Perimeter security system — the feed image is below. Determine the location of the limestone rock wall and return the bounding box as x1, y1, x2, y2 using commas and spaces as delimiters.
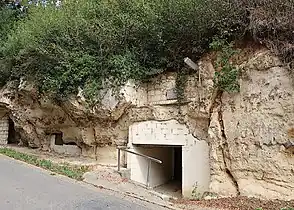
0, 46, 294, 200
208, 50, 294, 200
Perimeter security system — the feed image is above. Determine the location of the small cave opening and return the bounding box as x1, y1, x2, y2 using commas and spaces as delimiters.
51, 132, 81, 156
54, 133, 64, 145
8, 118, 19, 144
53, 133, 78, 146
64, 142, 78, 146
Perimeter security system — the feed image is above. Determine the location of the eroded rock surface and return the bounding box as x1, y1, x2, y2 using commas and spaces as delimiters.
212, 50, 294, 200
0, 47, 294, 200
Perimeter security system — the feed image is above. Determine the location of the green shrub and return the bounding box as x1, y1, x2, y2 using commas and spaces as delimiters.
0, 5, 25, 86
0, 0, 246, 102
210, 39, 240, 93
2, 0, 294, 102
0, 147, 88, 180
240, 0, 294, 66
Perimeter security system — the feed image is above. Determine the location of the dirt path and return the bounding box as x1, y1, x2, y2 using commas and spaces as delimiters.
173, 197, 294, 210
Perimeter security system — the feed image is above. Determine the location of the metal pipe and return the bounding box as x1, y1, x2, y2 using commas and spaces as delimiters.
117, 147, 162, 188
119, 148, 162, 164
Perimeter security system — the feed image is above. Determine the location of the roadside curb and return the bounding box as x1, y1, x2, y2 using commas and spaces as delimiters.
83, 180, 181, 210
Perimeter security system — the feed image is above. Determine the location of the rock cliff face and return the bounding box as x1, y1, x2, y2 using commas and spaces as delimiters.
0, 46, 294, 200
208, 49, 294, 200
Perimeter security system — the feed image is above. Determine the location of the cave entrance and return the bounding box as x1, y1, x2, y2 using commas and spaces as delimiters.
64, 142, 78, 146
153, 146, 182, 198
50, 132, 81, 156
173, 147, 182, 183
127, 120, 211, 198
127, 145, 182, 198
54, 133, 63, 145
8, 118, 18, 144
53, 133, 77, 146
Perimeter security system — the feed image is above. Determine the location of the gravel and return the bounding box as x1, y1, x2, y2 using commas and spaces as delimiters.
173, 196, 294, 210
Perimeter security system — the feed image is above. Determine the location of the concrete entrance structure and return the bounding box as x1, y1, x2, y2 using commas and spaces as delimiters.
127, 120, 210, 198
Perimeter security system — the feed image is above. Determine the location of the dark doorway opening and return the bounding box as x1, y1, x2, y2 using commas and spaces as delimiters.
54, 133, 77, 146
148, 145, 182, 198
64, 142, 77, 145
8, 118, 18, 144
54, 133, 63, 145
174, 147, 182, 182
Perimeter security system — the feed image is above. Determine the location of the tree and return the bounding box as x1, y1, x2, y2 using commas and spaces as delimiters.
0, 0, 247, 102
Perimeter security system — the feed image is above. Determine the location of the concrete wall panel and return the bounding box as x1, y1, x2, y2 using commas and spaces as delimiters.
129, 120, 188, 145
182, 140, 210, 198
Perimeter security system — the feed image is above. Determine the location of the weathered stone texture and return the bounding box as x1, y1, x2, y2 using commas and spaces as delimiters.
212, 50, 294, 200
0, 47, 293, 200
0, 115, 9, 145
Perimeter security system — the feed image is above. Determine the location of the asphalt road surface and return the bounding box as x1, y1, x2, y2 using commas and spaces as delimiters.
0, 155, 165, 210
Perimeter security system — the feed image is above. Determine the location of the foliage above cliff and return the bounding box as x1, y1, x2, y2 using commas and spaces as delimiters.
0, 0, 294, 101
0, 0, 246, 101
240, 0, 294, 66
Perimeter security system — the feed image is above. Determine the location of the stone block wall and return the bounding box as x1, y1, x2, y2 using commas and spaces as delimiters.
111, 72, 199, 108
0, 115, 9, 145
129, 120, 189, 146
145, 72, 199, 105
147, 73, 177, 104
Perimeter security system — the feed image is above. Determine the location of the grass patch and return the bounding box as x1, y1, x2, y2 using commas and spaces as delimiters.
0, 147, 89, 180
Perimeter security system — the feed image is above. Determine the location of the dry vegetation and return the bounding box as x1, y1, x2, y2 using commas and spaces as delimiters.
173, 197, 294, 210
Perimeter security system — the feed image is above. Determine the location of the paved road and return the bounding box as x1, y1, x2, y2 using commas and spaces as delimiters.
0, 155, 165, 210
